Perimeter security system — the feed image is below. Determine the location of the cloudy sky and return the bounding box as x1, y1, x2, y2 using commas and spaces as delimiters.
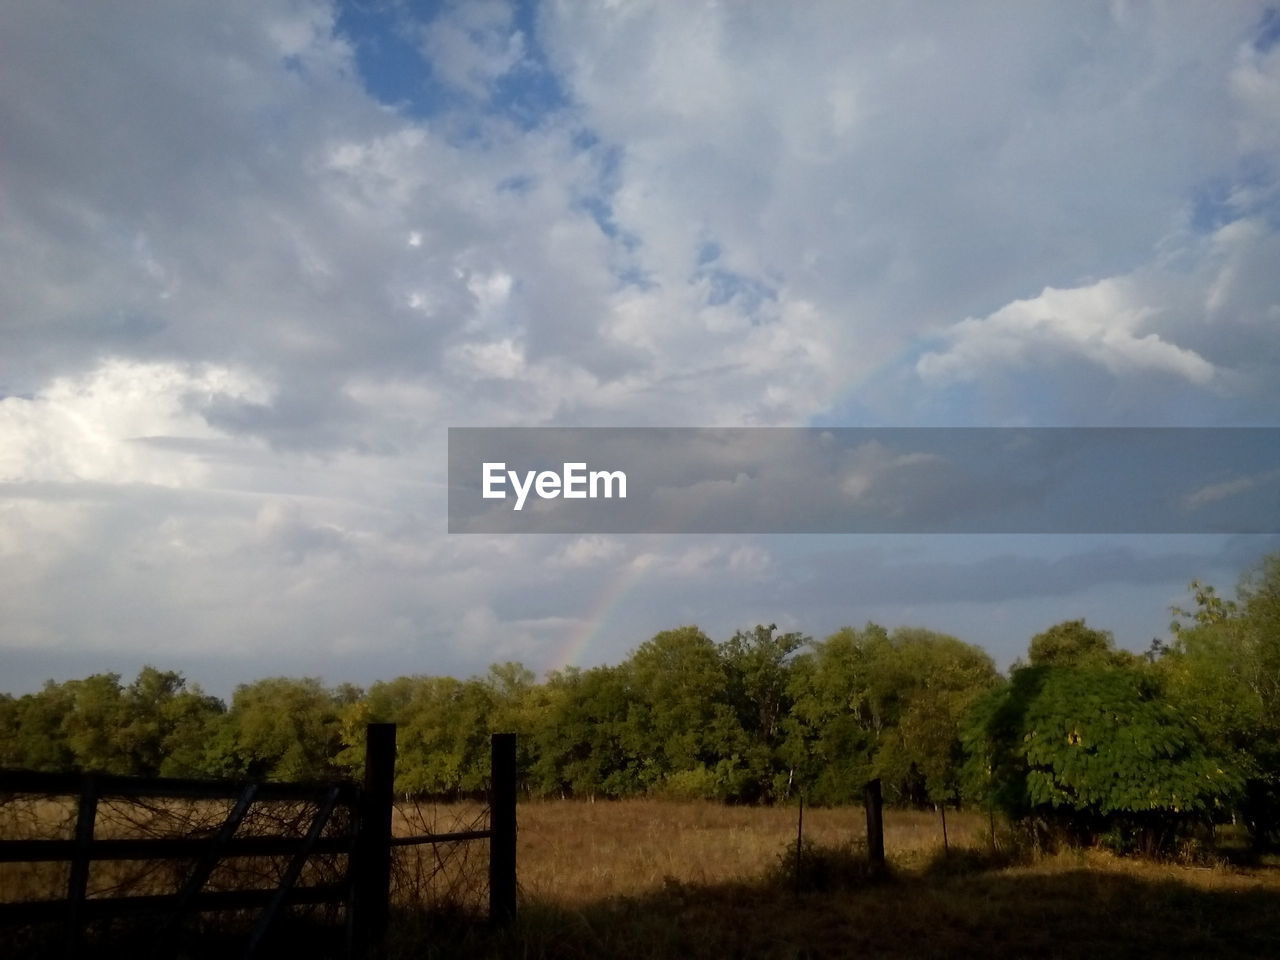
3, 1, 1279, 696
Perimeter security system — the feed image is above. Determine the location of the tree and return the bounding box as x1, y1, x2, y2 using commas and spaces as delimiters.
963, 664, 1239, 851
216, 677, 346, 780
400, 677, 495, 795
721, 624, 807, 800
787, 624, 890, 804
0, 682, 76, 771
358, 675, 494, 795
625, 627, 746, 797
1160, 554, 1280, 846
874, 628, 1000, 807
1027, 619, 1135, 669
528, 665, 643, 799
117, 667, 225, 776
60, 674, 132, 774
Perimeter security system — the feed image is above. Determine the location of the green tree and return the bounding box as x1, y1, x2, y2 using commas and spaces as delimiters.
626, 627, 746, 797
721, 624, 807, 800
60, 674, 132, 773
216, 677, 346, 780
0, 682, 76, 771
787, 624, 889, 804
528, 665, 644, 798
872, 628, 1000, 807
391, 676, 495, 795
116, 667, 226, 776
1027, 619, 1135, 669
1161, 555, 1280, 846
963, 664, 1239, 850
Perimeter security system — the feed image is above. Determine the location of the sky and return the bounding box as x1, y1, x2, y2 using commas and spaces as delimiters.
2, 1, 1279, 698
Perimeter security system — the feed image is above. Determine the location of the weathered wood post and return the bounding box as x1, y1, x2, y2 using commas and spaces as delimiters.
66, 774, 99, 958
863, 778, 886, 877
352, 723, 396, 957
489, 733, 517, 924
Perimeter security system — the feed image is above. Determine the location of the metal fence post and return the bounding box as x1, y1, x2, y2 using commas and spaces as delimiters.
351, 723, 395, 957
488, 733, 517, 925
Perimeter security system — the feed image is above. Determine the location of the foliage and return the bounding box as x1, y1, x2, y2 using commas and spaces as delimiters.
1026, 619, 1136, 669
0, 668, 224, 776
963, 662, 1241, 848
1159, 554, 1280, 847
787, 625, 998, 806
214, 676, 349, 780
2, 557, 1277, 850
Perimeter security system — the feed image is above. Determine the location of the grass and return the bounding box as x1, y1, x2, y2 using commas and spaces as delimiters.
389, 801, 1280, 960
4, 796, 1280, 958
513, 799, 979, 902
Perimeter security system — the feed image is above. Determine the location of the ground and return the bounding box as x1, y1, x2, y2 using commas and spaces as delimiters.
390, 800, 1280, 959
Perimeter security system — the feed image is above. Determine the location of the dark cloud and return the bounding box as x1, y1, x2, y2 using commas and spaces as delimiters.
2, 1, 1278, 685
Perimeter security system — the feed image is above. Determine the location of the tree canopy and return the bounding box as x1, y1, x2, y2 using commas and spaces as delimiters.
3, 554, 1278, 851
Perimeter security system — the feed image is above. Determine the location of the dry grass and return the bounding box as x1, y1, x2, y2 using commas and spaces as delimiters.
514, 799, 978, 903
6, 794, 1280, 958
392, 801, 1280, 960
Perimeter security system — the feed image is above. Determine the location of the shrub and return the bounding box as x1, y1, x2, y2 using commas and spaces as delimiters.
963, 665, 1241, 852
769, 838, 878, 892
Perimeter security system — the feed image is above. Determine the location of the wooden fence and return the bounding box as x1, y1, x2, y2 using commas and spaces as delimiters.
0, 725, 517, 958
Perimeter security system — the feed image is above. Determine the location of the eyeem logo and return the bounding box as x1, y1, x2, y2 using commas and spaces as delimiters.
482, 462, 627, 511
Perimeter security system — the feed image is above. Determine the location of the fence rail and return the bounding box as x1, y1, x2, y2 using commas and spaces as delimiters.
0, 725, 518, 958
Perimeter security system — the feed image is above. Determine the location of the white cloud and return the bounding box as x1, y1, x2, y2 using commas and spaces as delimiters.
422, 0, 526, 99
539, 1, 1269, 416
0, 360, 270, 486
917, 279, 1216, 386
916, 216, 1280, 403
1231, 34, 1280, 157
1, 1, 1278, 684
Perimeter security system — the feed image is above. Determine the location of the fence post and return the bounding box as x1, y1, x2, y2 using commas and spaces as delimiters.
65, 773, 99, 958
863, 778, 886, 877
351, 723, 396, 958
489, 733, 517, 925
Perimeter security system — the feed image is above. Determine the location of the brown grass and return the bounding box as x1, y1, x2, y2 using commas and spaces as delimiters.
514, 799, 979, 903
391, 801, 1280, 960
6, 796, 1280, 958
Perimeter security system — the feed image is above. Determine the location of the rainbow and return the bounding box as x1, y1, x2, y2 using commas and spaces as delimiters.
542, 554, 652, 676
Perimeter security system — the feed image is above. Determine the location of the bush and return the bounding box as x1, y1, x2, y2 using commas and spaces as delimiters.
656, 766, 722, 801
768, 838, 879, 892
962, 664, 1240, 852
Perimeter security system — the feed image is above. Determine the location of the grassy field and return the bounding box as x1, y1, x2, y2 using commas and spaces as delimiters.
515, 799, 977, 901
4, 797, 1280, 958
392, 800, 1280, 960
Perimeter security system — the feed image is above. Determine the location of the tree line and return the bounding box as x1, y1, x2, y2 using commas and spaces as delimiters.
2, 556, 1277, 850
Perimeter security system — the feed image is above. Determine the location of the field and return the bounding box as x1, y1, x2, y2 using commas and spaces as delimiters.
396, 800, 1280, 960
5, 797, 1280, 958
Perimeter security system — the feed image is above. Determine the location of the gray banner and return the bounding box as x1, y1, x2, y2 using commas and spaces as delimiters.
447, 428, 1280, 534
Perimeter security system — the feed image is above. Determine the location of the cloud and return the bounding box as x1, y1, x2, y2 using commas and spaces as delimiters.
916, 277, 1217, 386
913, 216, 1280, 422
2, 1, 1279, 688
539, 1, 1276, 418
0, 360, 269, 486
1181, 468, 1280, 510
554, 535, 624, 568
422, 0, 526, 100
